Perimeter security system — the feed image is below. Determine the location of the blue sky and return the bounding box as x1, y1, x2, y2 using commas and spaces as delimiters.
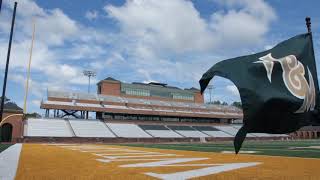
0, 0, 319, 115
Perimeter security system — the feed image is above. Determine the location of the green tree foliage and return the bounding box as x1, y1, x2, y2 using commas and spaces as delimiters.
25, 112, 41, 118
231, 101, 242, 109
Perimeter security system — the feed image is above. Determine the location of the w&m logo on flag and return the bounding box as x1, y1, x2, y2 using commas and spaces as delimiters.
200, 33, 319, 154
256, 53, 316, 113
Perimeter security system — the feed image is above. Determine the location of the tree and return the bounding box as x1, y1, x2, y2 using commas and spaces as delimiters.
213, 100, 221, 105
0, 96, 10, 103
25, 112, 41, 118
232, 101, 242, 109
207, 100, 229, 106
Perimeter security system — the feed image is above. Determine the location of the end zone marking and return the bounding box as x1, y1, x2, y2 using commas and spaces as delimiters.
120, 158, 208, 167
56, 144, 262, 179
145, 162, 261, 180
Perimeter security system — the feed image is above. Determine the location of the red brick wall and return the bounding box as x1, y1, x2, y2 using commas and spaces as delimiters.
99, 81, 121, 96
1, 112, 24, 142
194, 91, 204, 103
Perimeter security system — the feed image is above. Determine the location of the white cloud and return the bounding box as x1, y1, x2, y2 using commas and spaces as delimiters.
0, 0, 277, 112
9, 74, 45, 98
226, 84, 240, 96
105, 0, 276, 53
102, 0, 277, 85
105, 0, 214, 53
34, 9, 78, 46
85, 10, 99, 20
32, 100, 41, 106
0, 0, 109, 103
210, 0, 276, 47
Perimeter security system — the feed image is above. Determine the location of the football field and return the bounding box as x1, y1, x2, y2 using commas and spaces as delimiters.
1, 140, 320, 179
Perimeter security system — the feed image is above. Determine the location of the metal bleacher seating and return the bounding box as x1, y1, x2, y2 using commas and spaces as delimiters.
231, 125, 256, 137
69, 119, 116, 137
139, 125, 183, 138
231, 125, 289, 137
106, 123, 152, 138
191, 126, 233, 137
25, 118, 73, 137
46, 89, 242, 116
24, 118, 288, 139
166, 125, 209, 138
214, 126, 238, 136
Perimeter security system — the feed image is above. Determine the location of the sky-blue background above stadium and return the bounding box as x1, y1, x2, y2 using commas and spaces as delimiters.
0, 0, 319, 115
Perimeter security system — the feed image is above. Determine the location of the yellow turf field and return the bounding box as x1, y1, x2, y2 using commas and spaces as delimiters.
15, 144, 320, 180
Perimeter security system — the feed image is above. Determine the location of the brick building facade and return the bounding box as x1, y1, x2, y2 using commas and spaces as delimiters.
97, 77, 204, 103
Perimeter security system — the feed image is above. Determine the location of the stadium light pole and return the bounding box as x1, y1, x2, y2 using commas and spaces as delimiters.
207, 85, 213, 103
83, 70, 96, 93
0, 2, 17, 122
83, 70, 96, 119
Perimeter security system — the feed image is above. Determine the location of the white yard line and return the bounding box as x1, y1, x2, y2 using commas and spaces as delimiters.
0, 144, 22, 180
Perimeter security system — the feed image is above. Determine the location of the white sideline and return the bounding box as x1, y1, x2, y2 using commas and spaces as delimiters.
0, 144, 22, 180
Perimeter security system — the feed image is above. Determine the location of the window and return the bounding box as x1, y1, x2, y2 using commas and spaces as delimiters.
98, 85, 101, 94
172, 93, 194, 101
122, 87, 150, 97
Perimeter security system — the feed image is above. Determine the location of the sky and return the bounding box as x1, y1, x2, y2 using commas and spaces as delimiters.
0, 0, 319, 115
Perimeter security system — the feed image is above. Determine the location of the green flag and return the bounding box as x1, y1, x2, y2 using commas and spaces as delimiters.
199, 33, 319, 154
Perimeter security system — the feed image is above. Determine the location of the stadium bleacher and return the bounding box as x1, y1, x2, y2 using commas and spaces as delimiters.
192, 126, 233, 137
167, 125, 209, 138
139, 125, 182, 138
46, 89, 242, 114
69, 119, 116, 137
25, 118, 74, 137
230, 125, 256, 137
231, 125, 289, 138
105, 123, 152, 138
214, 126, 238, 136
42, 100, 241, 118
24, 118, 289, 139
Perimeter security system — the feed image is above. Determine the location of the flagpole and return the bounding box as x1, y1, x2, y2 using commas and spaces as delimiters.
23, 21, 36, 114
0, 0, 2, 14
0, 2, 17, 122
306, 17, 320, 125
305, 17, 311, 33
305, 17, 318, 88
